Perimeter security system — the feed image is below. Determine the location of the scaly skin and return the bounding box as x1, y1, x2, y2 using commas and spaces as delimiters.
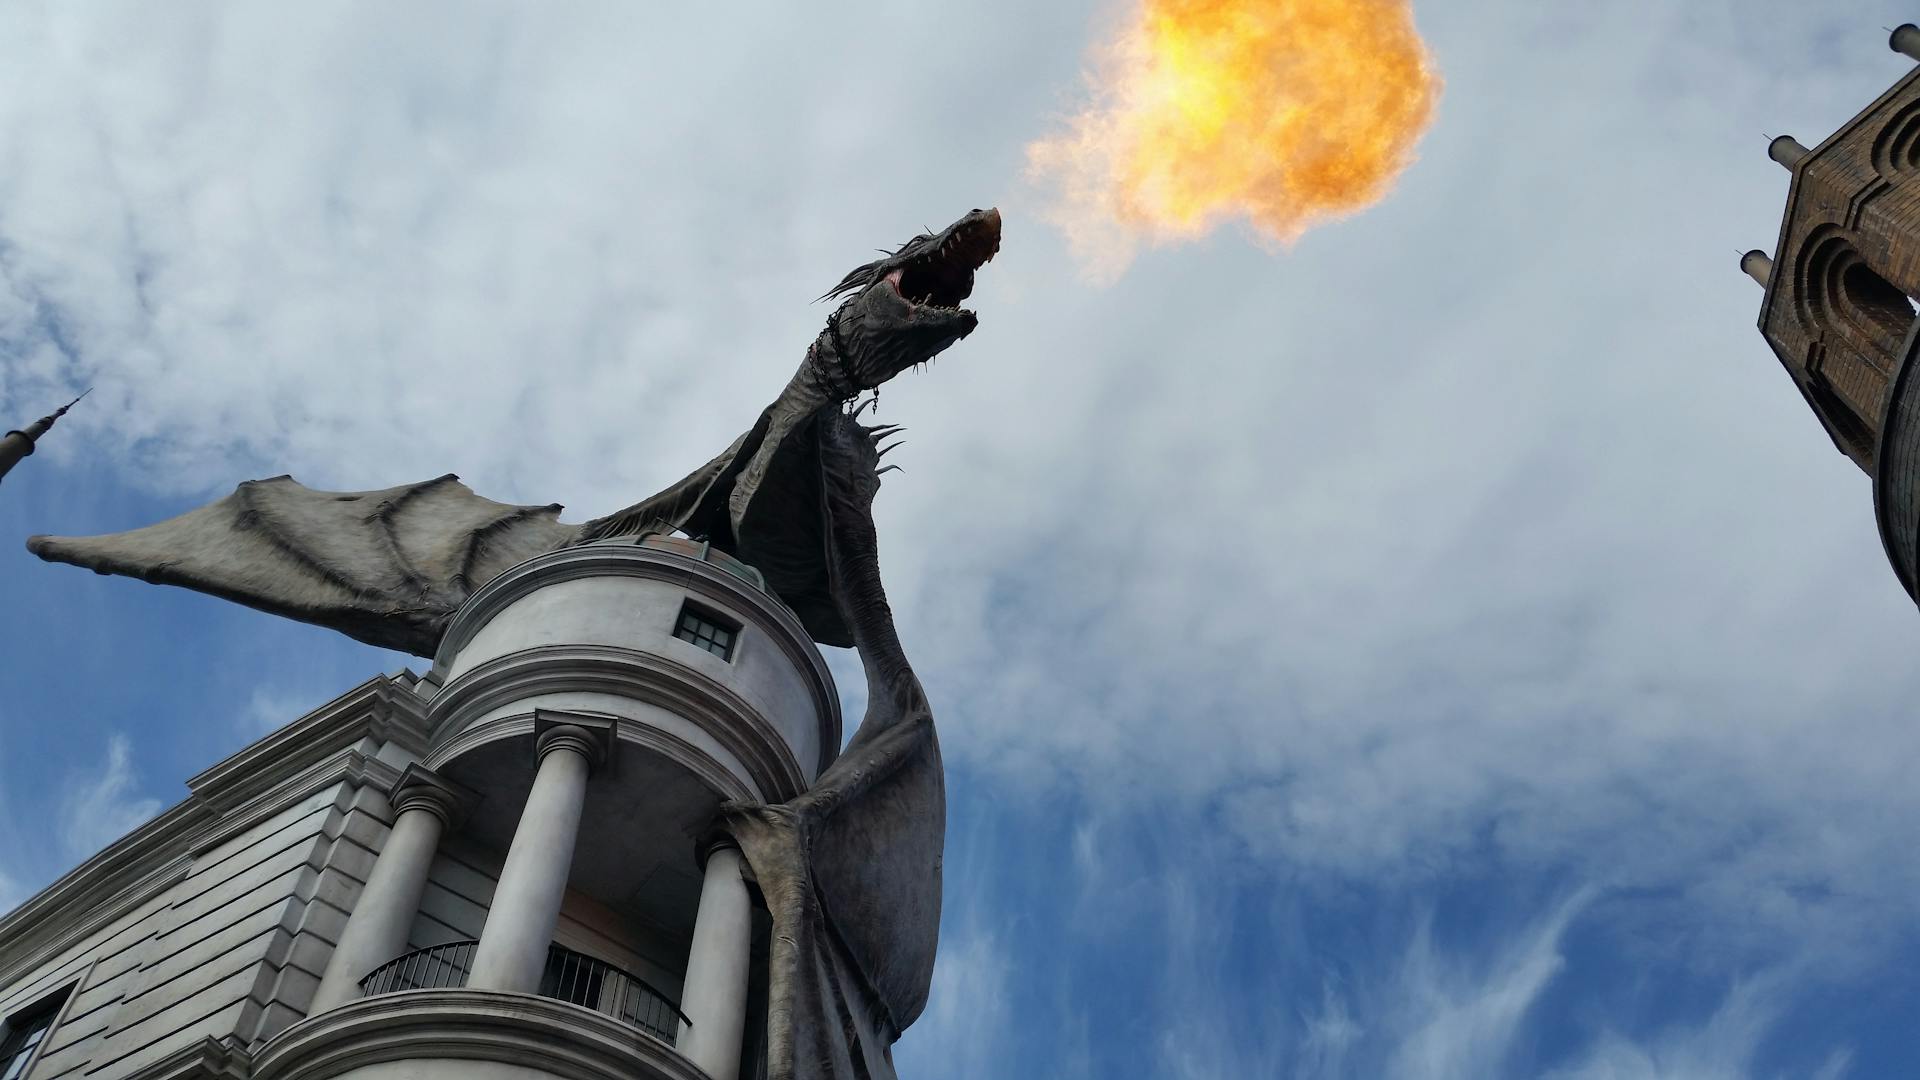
580, 208, 1001, 556
814, 407, 928, 734
711, 252, 997, 1076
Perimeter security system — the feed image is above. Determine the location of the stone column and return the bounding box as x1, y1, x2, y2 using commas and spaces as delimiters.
677, 842, 753, 1080
310, 766, 471, 1013
467, 723, 604, 993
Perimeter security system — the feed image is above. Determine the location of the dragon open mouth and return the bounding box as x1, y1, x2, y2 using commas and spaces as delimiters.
886, 209, 1001, 314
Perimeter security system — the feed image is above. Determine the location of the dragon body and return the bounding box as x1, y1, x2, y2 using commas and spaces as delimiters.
27, 208, 1001, 1080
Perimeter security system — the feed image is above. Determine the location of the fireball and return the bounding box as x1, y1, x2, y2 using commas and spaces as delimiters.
1029, 0, 1442, 280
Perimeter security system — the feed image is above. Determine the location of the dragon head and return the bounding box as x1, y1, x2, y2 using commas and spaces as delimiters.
814, 207, 1001, 394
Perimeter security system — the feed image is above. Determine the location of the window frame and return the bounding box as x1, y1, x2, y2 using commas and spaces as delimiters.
672, 599, 742, 662
0, 985, 73, 1080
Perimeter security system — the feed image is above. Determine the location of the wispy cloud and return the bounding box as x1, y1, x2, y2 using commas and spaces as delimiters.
910, 926, 1013, 1079
1547, 974, 1851, 1080
240, 685, 326, 737
3, 1, 1919, 1076
1149, 874, 1586, 1080
1383, 892, 1589, 1080
57, 735, 161, 862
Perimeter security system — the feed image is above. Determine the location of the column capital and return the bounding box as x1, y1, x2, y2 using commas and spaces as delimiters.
391, 764, 477, 828
533, 710, 615, 773
693, 827, 742, 871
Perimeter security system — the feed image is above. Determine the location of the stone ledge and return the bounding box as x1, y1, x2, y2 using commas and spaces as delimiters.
251, 989, 706, 1080
423, 645, 801, 801
123, 1036, 253, 1080
429, 542, 840, 762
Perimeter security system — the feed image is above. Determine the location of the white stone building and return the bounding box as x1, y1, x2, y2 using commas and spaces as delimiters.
0, 534, 841, 1080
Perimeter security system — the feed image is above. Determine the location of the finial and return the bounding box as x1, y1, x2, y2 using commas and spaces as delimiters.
1742, 250, 1774, 287
53, 388, 92, 417
1892, 24, 1920, 63
0, 388, 90, 485
1769, 136, 1809, 170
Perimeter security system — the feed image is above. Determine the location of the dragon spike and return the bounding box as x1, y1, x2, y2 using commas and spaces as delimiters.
876, 464, 903, 476
867, 423, 905, 438
850, 396, 879, 420
877, 440, 905, 458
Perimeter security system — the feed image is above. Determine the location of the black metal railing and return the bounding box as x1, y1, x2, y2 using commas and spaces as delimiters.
538, 943, 690, 1044
358, 939, 689, 1045
359, 938, 478, 994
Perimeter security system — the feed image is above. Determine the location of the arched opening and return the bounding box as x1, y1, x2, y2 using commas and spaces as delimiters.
1840, 260, 1916, 353
1797, 226, 1917, 372
1873, 100, 1920, 177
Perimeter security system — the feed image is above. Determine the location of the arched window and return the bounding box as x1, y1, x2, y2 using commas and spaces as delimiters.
1797, 226, 1916, 371
1872, 100, 1920, 177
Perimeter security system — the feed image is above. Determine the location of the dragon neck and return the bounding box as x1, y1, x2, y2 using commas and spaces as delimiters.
801, 318, 860, 404
826, 485, 927, 727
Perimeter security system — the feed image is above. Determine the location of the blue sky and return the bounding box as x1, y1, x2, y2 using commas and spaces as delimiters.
6, 2, 1920, 1076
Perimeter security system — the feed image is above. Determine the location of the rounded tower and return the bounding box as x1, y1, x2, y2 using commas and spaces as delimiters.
258, 534, 840, 1080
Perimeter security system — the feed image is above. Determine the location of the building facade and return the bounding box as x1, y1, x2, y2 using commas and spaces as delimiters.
0, 534, 840, 1080
1746, 25, 1920, 600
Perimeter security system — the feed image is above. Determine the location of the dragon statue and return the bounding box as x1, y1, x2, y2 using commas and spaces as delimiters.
29, 206, 1001, 1080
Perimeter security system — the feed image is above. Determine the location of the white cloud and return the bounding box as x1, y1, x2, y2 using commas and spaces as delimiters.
892, 807, 1018, 1080
57, 734, 161, 862
1145, 879, 1583, 1079
1383, 896, 1583, 1079
3, 0, 1919, 1072
1547, 975, 1851, 1080
907, 927, 1013, 1079
240, 685, 326, 737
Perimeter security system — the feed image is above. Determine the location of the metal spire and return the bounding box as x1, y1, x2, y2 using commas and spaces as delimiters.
0, 389, 90, 486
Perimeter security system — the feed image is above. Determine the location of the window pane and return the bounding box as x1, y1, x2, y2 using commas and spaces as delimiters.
673, 602, 738, 662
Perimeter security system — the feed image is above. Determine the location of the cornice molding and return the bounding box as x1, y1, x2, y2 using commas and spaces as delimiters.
252, 989, 705, 1080
430, 543, 840, 754
188, 677, 427, 813
426, 644, 810, 800
123, 1036, 253, 1080
0, 675, 423, 990
425, 709, 757, 805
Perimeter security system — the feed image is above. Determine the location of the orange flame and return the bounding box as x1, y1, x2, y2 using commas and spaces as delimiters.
1028, 0, 1441, 281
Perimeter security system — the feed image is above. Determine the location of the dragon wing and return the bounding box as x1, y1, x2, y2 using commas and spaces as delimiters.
580, 402, 854, 648
27, 474, 578, 657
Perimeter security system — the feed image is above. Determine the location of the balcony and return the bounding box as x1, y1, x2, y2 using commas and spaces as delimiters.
359, 939, 689, 1045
